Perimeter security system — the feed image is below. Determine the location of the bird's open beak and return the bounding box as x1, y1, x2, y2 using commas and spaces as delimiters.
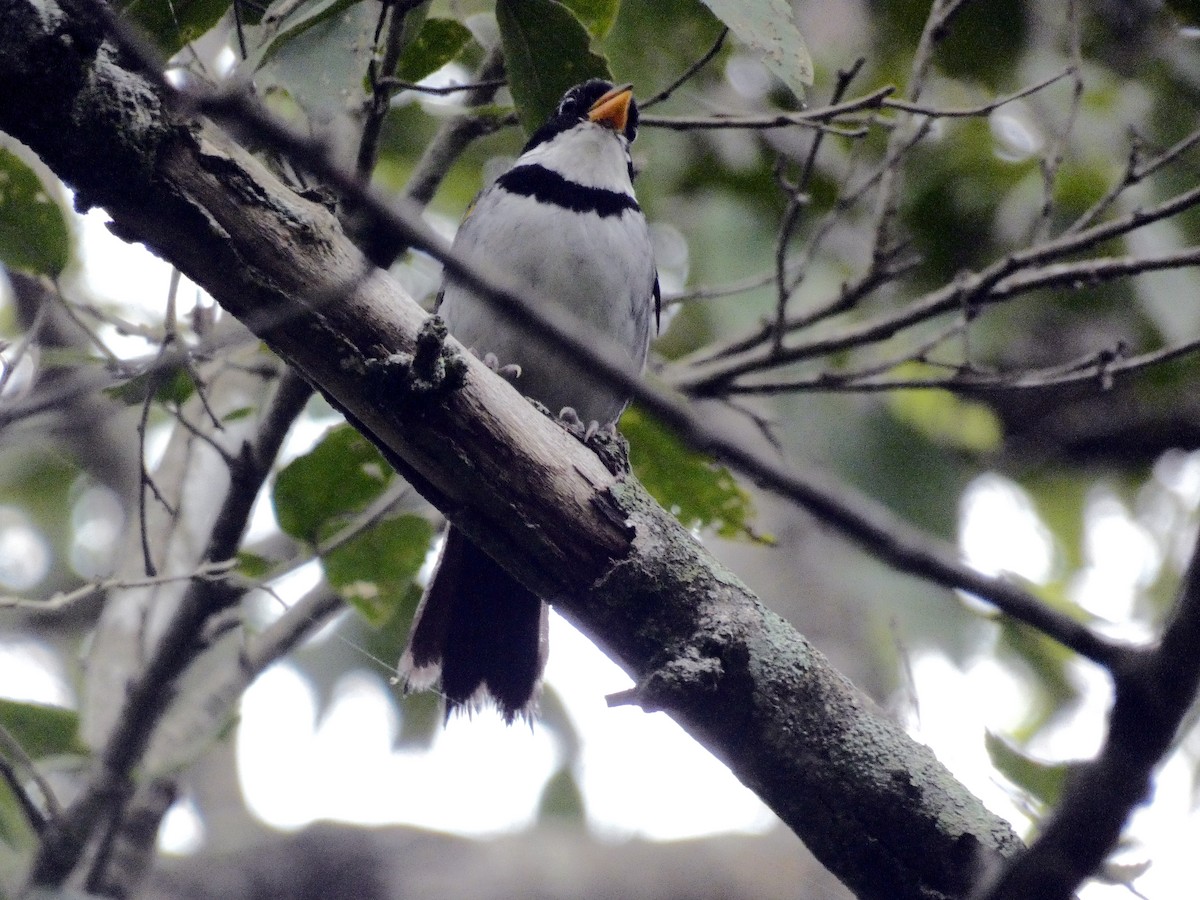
588, 83, 634, 133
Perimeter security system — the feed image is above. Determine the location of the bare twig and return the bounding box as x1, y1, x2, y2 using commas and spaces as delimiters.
641, 85, 894, 132
0, 721, 61, 827
377, 76, 507, 96
1029, 5, 1083, 241
0, 559, 238, 613
357, 0, 419, 181
665, 269, 777, 306
679, 186, 1200, 393
29, 368, 313, 886
1067, 123, 1200, 236
723, 337, 1200, 396
869, 0, 978, 262
640, 26, 729, 110
0, 755, 48, 835
401, 44, 509, 211
770, 59, 866, 353
881, 67, 1073, 118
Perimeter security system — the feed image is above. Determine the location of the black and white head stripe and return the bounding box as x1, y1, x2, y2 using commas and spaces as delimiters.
497, 164, 640, 218
522, 79, 640, 154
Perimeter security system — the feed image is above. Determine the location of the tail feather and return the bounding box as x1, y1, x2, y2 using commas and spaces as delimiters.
400, 526, 547, 723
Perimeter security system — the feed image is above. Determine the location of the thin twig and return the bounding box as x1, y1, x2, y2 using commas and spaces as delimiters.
881, 67, 1073, 118
980, 528, 1200, 900
0, 720, 60, 826
357, 0, 419, 181
723, 337, 1200, 396
869, 0, 978, 263
377, 76, 507, 96
401, 44, 509, 211
29, 365, 313, 887
679, 187, 1200, 392
1067, 123, 1200, 236
770, 59, 866, 354
641, 85, 894, 132
640, 26, 729, 110
1030, 6, 1084, 241
0, 559, 238, 612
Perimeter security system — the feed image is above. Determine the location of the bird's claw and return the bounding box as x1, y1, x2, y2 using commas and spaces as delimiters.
479, 352, 522, 382
554, 409, 630, 474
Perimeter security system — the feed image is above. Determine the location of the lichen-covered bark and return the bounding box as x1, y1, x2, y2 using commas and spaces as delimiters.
0, 2, 1024, 896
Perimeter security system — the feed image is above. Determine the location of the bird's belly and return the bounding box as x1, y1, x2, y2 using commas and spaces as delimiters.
439, 196, 653, 424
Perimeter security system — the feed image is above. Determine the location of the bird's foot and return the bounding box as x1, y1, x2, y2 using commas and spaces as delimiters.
366, 315, 468, 403
556, 409, 631, 474
480, 352, 523, 383
555, 406, 592, 440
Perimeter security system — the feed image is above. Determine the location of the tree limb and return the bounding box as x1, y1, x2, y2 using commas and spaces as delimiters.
0, 3, 1023, 897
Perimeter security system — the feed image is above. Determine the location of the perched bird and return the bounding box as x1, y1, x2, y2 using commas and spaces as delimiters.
399, 80, 659, 722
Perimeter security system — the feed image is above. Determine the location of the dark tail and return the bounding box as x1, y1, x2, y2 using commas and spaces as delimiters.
400, 526, 547, 723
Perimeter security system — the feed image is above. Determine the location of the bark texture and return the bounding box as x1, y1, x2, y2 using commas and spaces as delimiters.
0, 2, 1024, 896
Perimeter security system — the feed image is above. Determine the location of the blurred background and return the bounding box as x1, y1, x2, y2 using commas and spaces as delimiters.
2, 0, 1200, 897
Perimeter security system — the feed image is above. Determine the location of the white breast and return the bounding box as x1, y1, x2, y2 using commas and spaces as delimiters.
438, 126, 655, 425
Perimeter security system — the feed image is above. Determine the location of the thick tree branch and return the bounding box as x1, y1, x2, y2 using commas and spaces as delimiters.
0, 4, 1023, 897
980, 526, 1200, 900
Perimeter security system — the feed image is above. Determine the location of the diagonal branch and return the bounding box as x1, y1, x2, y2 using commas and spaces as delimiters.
0, 6, 1025, 897
979, 526, 1200, 900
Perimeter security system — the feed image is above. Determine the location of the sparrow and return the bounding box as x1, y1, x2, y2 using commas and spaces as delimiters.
399, 80, 659, 723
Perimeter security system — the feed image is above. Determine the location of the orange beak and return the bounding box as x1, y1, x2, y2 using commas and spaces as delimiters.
587, 83, 634, 133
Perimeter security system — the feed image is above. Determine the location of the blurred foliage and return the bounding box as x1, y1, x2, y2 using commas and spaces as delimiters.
0, 149, 71, 278
886, 379, 1003, 454
985, 729, 1074, 811
118, 0, 230, 56
0, 700, 87, 759
322, 515, 433, 626
393, 17, 474, 83
623, 405, 765, 542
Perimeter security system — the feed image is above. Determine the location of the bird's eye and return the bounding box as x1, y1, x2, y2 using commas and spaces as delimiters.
557, 92, 580, 116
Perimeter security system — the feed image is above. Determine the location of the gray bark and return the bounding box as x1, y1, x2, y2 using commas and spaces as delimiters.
0, 2, 1023, 897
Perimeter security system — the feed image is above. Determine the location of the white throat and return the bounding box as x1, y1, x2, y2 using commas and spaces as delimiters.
517, 124, 634, 193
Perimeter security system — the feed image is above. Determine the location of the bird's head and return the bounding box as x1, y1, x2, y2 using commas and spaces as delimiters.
523, 80, 639, 154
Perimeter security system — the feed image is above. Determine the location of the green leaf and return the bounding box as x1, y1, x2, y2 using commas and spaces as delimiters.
497, 0, 613, 134
235, 551, 274, 579
252, 0, 378, 124
1167, 0, 1200, 26
984, 730, 1074, 809
0, 149, 71, 277
118, 0, 231, 57
537, 764, 586, 824
888, 384, 1003, 453
622, 406, 765, 542
252, 0, 363, 69
997, 620, 1079, 738
1023, 473, 1088, 574
559, 0, 621, 40
697, 0, 812, 97
394, 18, 474, 83
105, 367, 195, 407
322, 515, 434, 627
0, 699, 86, 759
223, 406, 256, 423
273, 424, 394, 543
